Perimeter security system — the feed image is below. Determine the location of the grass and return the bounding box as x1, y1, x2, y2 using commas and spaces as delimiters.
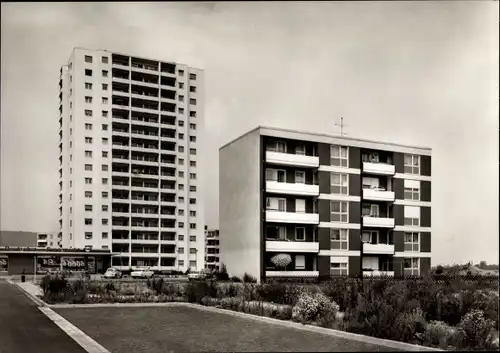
55, 305, 401, 352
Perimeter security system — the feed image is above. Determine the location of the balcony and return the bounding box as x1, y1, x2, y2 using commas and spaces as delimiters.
265, 151, 319, 168
131, 212, 158, 219
363, 270, 395, 277
362, 162, 395, 176
266, 241, 319, 253
265, 211, 319, 224
112, 171, 130, 178
362, 188, 395, 202
362, 243, 395, 255
112, 225, 129, 231
130, 252, 159, 258
362, 216, 395, 228
266, 271, 319, 278
266, 181, 319, 196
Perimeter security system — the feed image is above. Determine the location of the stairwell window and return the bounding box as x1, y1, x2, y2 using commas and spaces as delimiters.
330, 262, 348, 276
404, 179, 420, 201
404, 232, 420, 252
330, 229, 348, 250
331, 173, 348, 194
331, 145, 348, 167
404, 155, 420, 175
330, 201, 348, 222
404, 258, 419, 276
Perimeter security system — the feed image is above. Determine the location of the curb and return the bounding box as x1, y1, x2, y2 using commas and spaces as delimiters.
8, 280, 47, 307
50, 301, 441, 351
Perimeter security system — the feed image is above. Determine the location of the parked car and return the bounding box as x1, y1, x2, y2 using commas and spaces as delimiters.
103, 267, 122, 279
188, 269, 210, 281
131, 267, 155, 279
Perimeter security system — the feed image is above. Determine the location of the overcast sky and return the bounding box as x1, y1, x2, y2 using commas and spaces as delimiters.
1, 2, 498, 265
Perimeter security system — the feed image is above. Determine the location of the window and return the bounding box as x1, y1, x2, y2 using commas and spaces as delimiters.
85, 82, 93, 89
85, 96, 93, 103
178, 107, 185, 114
362, 176, 380, 189
85, 110, 93, 117
179, 133, 184, 140
102, 191, 108, 198
404, 258, 419, 276
190, 148, 196, 155
102, 205, 108, 211
178, 69, 184, 76
85, 205, 93, 211
190, 123, 196, 130
190, 161, 196, 167
190, 111, 196, 118
328, 229, 349, 251
189, 261, 197, 268
330, 262, 348, 276
404, 206, 420, 226
102, 232, 108, 239
190, 173, 196, 180
84, 55, 93, 63
294, 171, 306, 184
178, 158, 184, 165
178, 209, 184, 216
190, 136, 196, 142
189, 249, 197, 256
102, 137, 108, 144
331, 145, 348, 167
404, 155, 420, 175
85, 69, 92, 76
102, 124, 108, 131
85, 218, 93, 225
295, 145, 306, 155
102, 151, 108, 158
102, 178, 108, 185
85, 232, 93, 240
179, 184, 184, 190
102, 110, 108, 117
102, 70, 108, 77
102, 56, 108, 64
179, 171, 184, 178
266, 197, 286, 212
85, 164, 93, 171
85, 137, 93, 144
179, 120, 184, 127
295, 255, 305, 269
295, 199, 306, 213
85, 177, 92, 184
85, 191, 92, 198
266, 140, 286, 153
178, 95, 184, 102
70, 128, 73, 135
178, 259, 184, 266
102, 219, 108, 225
362, 204, 380, 217
404, 232, 420, 252
190, 86, 196, 93
178, 223, 184, 228
404, 179, 420, 201
266, 169, 286, 182
179, 197, 185, 203
85, 123, 92, 130
190, 186, 196, 192
189, 198, 196, 205
189, 73, 197, 80
178, 234, 184, 241
190, 223, 196, 229
190, 98, 196, 105
189, 236, 196, 242
102, 97, 108, 104
190, 211, 196, 217
331, 173, 348, 194
331, 201, 348, 222
178, 146, 184, 153
102, 165, 108, 171
295, 227, 305, 241
179, 82, 184, 89
102, 83, 108, 90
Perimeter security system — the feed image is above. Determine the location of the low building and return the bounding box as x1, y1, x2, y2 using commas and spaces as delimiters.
0, 231, 38, 247
205, 229, 220, 271
0, 246, 113, 275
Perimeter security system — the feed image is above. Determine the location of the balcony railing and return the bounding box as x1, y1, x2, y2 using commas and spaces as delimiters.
266, 271, 319, 278
362, 188, 395, 202
266, 181, 319, 196
266, 151, 319, 168
265, 211, 319, 224
266, 240, 319, 253
363, 270, 395, 277
362, 215, 395, 228
362, 161, 395, 175
362, 243, 395, 255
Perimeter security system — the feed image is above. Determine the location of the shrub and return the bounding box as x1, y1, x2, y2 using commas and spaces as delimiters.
256, 282, 305, 306
423, 320, 458, 349
457, 309, 497, 350
40, 275, 68, 295
231, 276, 242, 282
186, 280, 218, 303
215, 263, 229, 281
292, 291, 340, 325
393, 308, 427, 344
243, 273, 257, 283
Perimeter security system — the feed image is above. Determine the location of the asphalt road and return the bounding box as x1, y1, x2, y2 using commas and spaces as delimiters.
0, 280, 86, 353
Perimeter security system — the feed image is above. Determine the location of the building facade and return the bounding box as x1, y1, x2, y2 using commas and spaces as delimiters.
0, 231, 38, 247
37, 233, 62, 248
58, 47, 205, 273
219, 126, 431, 282
205, 228, 220, 271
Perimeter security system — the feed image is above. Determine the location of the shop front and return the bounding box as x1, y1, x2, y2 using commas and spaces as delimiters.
0, 246, 113, 275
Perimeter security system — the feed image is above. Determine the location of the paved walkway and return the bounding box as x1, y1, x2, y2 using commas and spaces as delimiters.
16, 280, 44, 297
0, 280, 86, 353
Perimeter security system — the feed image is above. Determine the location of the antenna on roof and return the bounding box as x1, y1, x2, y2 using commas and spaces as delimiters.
335, 117, 349, 136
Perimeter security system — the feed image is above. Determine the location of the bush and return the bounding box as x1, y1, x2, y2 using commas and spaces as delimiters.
230, 276, 241, 282
40, 275, 68, 295
423, 320, 458, 349
393, 308, 427, 344
457, 309, 497, 350
215, 263, 229, 281
243, 273, 257, 283
186, 280, 218, 303
291, 291, 340, 325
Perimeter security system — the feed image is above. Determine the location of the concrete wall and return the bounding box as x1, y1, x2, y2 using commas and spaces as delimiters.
219, 129, 261, 280
0, 231, 38, 247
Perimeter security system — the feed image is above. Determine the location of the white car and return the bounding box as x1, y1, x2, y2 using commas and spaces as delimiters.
131, 267, 155, 279
103, 267, 122, 279
188, 270, 209, 281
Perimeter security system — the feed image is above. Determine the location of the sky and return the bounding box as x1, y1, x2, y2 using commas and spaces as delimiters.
1, 2, 498, 265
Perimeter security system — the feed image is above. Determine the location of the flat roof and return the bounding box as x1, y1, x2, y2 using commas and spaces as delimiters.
219, 125, 432, 155
0, 246, 114, 256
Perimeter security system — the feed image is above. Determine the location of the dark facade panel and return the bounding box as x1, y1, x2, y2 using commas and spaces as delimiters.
394, 178, 404, 200
318, 199, 330, 222
349, 229, 361, 250
318, 228, 330, 250
421, 207, 431, 227
318, 255, 330, 278
420, 232, 431, 252
286, 198, 296, 213
348, 147, 361, 169
394, 152, 405, 174
349, 202, 360, 224
260, 136, 265, 282
420, 258, 431, 276
421, 181, 431, 202
421, 156, 431, 176
349, 174, 361, 196
393, 204, 405, 226
319, 171, 330, 194
318, 143, 330, 165
348, 256, 361, 277
393, 257, 404, 277
393, 231, 405, 252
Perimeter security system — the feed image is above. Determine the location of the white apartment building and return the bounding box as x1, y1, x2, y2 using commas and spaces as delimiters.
58, 47, 205, 273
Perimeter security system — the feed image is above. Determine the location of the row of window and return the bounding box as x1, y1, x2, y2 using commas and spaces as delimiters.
330, 258, 420, 276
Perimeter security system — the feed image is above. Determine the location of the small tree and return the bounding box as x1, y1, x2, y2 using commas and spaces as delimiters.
217, 263, 229, 281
